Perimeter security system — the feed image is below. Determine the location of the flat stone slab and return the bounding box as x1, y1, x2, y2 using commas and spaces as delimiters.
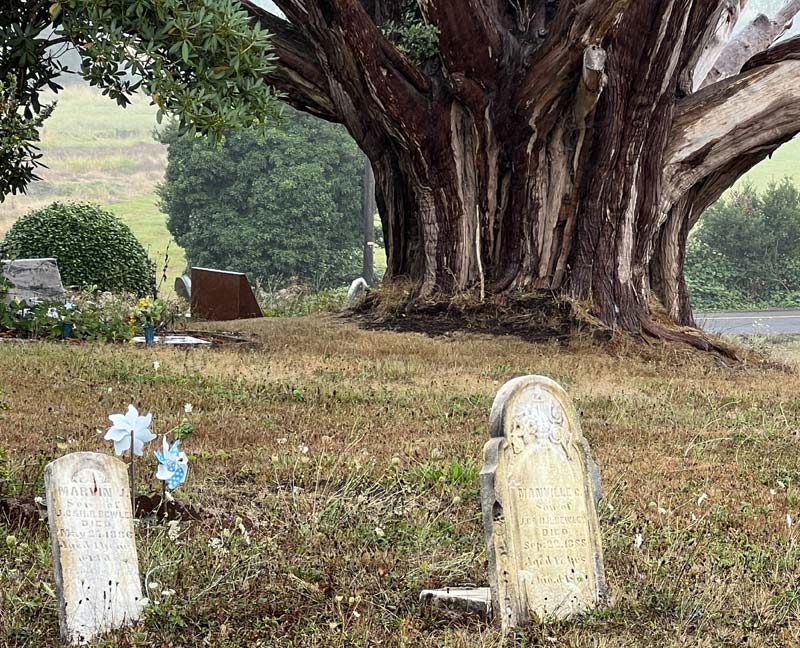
132, 335, 211, 346
2, 257, 66, 304
419, 587, 491, 618
45, 452, 145, 645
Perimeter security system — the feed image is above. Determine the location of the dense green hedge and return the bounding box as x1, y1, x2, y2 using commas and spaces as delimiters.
686, 180, 800, 311
1, 202, 155, 296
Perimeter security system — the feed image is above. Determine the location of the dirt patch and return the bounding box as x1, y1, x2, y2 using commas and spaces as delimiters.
348, 292, 607, 343
1, 495, 252, 530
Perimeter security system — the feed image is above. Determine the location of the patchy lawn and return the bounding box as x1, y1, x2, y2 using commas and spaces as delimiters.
2, 317, 800, 647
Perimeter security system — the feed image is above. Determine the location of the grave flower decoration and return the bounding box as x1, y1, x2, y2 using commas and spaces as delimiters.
105, 405, 156, 456
154, 436, 189, 490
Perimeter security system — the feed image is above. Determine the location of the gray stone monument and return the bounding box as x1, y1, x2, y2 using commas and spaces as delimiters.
45, 452, 145, 645
1, 258, 66, 303
174, 275, 191, 301
480, 375, 606, 629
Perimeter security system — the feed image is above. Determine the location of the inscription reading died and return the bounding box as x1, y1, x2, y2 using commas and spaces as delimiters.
480, 376, 606, 630
45, 452, 145, 645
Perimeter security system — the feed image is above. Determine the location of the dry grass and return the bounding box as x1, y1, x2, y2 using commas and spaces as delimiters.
3, 317, 800, 646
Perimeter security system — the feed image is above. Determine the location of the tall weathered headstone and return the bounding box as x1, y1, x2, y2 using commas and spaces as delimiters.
480, 375, 605, 629
45, 453, 145, 645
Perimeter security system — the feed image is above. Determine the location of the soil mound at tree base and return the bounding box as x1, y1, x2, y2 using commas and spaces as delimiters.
349, 289, 748, 362
349, 291, 590, 343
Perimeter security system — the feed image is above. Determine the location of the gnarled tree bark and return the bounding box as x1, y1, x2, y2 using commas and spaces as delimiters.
241, 0, 800, 348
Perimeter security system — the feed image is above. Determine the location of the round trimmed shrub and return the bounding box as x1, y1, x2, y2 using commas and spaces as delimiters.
1, 202, 156, 296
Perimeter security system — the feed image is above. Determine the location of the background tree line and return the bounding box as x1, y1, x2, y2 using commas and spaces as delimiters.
686, 179, 800, 311
159, 108, 366, 290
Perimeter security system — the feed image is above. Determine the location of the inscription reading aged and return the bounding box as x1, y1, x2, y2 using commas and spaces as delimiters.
45, 453, 145, 645
480, 376, 606, 630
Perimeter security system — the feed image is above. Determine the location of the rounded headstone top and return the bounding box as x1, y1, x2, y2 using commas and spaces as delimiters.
488, 375, 580, 439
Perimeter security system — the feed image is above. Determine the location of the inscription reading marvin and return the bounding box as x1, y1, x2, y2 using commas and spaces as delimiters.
45, 452, 145, 645
479, 376, 606, 630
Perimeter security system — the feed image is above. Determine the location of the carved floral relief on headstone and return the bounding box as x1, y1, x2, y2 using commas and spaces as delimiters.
480, 375, 606, 629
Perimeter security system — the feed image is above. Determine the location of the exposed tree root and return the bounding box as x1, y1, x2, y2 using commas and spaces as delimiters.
640, 317, 741, 362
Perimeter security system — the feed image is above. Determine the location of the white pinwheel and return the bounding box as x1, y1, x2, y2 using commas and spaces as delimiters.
105, 404, 156, 456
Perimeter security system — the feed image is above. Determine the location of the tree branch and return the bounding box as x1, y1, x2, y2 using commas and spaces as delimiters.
517, 0, 634, 121
701, 0, 800, 87
665, 37, 800, 206
417, 0, 507, 84
240, 0, 338, 120
271, 0, 431, 135
679, 0, 748, 94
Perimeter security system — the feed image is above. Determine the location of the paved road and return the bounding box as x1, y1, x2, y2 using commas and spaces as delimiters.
695, 309, 800, 335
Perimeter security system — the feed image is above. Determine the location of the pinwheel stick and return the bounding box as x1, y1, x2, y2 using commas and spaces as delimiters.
129, 429, 136, 514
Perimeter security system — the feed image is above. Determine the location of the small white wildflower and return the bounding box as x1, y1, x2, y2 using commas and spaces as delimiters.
335, 595, 344, 603
390, 457, 401, 466
452, 495, 462, 505
328, 621, 339, 630
292, 486, 305, 495
5, 535, 17, 547
184, 403, 193, 414
606, 502, 615, 512
374, 526, 385, 538
431, 448, 443, 460
348, 596, 356, 605
277, 437, 288, 445
148, 581, 160, 590
208, 537, 229, 556
634, 533, 643, 550
779, 480, 787, 490
657, 506, 668, 515
34, 496, 45, 506
107, 387, 113, 393
166, 520, 181, 542
691, 513, 698, 521
161, 589, 176, 597
770, 489, 777, 496
697, 492, 708, 506
153, 361, 161, 371
352, 610, 361, 618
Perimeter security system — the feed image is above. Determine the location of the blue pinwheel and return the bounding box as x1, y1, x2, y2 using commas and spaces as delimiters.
154, 436, 189, 490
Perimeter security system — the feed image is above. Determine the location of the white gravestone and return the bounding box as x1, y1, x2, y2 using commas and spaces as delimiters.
480, 375, 606, 629
45, 452, 145, 645
346, 277, 369, 307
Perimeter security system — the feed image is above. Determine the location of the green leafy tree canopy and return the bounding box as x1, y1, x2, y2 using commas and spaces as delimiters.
159, 110, 364, 289
0, 0, 279, 199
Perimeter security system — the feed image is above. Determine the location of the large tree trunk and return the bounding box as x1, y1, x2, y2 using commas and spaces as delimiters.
243, 0, 800, 347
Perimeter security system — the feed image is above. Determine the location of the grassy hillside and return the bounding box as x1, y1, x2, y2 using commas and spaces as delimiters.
0, 85, 187, 291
